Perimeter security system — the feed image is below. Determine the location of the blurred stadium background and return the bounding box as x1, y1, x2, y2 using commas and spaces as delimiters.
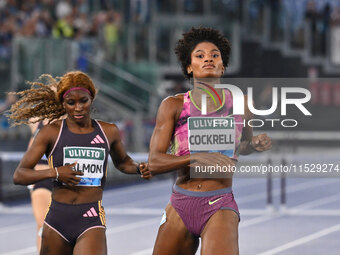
0, 0, 340, 254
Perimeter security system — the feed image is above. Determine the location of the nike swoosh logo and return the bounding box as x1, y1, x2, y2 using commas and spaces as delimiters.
208, 197, 223, 205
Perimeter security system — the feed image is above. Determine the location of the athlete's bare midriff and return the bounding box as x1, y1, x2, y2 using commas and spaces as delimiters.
52, 186, 103, 204
175, 166, 233, 192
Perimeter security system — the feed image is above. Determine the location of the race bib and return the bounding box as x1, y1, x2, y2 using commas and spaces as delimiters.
188, 117, 235, 157
63, 146, 106, 186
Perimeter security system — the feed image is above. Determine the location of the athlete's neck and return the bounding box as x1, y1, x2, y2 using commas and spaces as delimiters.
191, 78, 224, 110
66, 118, 93, 133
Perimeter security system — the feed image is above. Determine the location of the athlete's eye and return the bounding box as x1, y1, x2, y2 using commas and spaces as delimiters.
81, 98, 89, 103
196, 54, 204, 59
66, 100, 75, 105
212, 54, 219, 58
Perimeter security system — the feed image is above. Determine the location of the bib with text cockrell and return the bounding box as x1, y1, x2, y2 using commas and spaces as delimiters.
188, 117, 235, 157
63, 146, 105, 186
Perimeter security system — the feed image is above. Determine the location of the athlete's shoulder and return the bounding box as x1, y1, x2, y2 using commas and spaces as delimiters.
96, 120, 118, 130
40, 119, 62, 133
157, 93, 186, 120
95, 120, 119, 144
32, 120, 63, 146
164, 92, 185, 102
161, 93, 186, 108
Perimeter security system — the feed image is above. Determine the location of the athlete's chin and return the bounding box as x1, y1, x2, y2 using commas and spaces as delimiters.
71, 115, 90, 122
196, 73, 221, 79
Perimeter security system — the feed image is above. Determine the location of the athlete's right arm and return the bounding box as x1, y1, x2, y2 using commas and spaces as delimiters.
13, 124, 82, 186
148, 96, 192, 175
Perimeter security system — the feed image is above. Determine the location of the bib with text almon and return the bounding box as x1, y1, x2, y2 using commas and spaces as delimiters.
63, 146, 105, 186
188, 117, 235, 157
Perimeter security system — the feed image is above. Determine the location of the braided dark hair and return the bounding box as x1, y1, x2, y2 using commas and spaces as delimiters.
7, 71, 96, 126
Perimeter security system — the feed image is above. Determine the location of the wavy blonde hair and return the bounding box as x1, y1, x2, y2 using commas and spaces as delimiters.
7, 71, 97, 126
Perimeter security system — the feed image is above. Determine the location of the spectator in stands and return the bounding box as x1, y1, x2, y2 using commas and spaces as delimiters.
305, 0, 321, 56
73, 12, 91, 38
320, 3, 331, 56
56, 0, 72, 20
35, 9, 53, 37
52, 14, 74, 38
269, 0, 283, 41
103, 9, 121, 60
41, 0, 57, 20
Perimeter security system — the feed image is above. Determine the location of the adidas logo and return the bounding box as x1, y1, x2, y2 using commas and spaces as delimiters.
83, 207, 98, 217
90, 135, 105, 144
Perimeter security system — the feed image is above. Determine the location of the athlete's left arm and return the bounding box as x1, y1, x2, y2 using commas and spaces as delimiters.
239, 96, 272, 155
104, 122, 151, 179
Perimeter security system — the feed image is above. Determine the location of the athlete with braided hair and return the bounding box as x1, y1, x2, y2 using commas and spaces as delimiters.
148, 27, 272, 254
9, 71, 151, 255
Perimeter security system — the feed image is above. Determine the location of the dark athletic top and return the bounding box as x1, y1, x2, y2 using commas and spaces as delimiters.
48, 119, 110, 189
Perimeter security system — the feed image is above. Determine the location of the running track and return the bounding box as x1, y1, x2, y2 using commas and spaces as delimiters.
1, 176, 340, 255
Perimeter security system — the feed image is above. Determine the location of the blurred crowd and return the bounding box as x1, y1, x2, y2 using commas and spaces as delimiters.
0, 0, 122, 61
304, 0, 340, 56
246, 0, 340, 56
2, 0, 340, 62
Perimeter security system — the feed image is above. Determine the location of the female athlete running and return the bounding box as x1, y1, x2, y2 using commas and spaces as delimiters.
8, 71, 151, 255
148, 27, 271, 255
